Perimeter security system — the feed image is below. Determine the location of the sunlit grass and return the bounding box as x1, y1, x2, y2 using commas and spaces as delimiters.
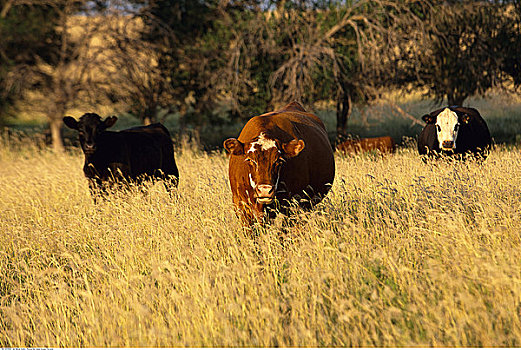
0, 136, 520, 347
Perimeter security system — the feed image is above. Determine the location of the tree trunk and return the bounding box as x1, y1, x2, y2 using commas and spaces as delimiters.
447, 93, 467, 107
336, 91, 352, 139
143, 116, 152, 125
143, 105, 159, 126
50, 118, 64, 152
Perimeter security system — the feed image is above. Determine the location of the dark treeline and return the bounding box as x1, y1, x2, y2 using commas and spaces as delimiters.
1, 0, 521, 151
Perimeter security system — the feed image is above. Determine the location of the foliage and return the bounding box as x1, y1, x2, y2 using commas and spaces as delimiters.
497, 1, 521, 87
391, 0, 521, 106
133, 0, 226, 126
0, 1, 60, 124
130, 0, 427, 133
0, 1, 118, 151
2, 0, 521, 146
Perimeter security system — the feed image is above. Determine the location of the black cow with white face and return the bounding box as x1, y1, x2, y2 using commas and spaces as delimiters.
418, 106, 492, 160
63, 113, 179, 197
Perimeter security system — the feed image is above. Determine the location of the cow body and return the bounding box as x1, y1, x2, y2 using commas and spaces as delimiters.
64, 113, 179, 197
224, 102, 335, 225
418, 106, 491, 159
337, 136, 395, 155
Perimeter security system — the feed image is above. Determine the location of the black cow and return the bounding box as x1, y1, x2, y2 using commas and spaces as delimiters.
418, 106, 492, 160
63, 113, 179, 197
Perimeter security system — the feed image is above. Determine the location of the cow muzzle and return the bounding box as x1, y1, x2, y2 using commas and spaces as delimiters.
441, 140, 454, 150
256, 184, 274, 204
84, 144, 96, 154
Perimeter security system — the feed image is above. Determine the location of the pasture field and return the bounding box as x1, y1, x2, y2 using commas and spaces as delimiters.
0, 135, 521, 347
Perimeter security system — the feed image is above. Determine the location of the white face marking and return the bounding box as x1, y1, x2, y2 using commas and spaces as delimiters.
247, 132, 277, 153
249, 173, 257, 189
436, 108, 460, 150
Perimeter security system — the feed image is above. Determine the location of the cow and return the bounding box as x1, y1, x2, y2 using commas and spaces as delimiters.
223, 101, 335, 226
336, 136, 396, 156
63, 113, 179, 198
418, 106, 492, 160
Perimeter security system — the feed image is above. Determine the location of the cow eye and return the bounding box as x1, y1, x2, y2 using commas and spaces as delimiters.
436, 125, 441, 132
454, 123, 460, 131
245, 158, 257, 166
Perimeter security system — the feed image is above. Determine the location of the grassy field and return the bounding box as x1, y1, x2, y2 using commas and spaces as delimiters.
0, 133, 520, 347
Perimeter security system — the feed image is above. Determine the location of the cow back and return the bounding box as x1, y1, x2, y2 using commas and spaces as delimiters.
86, 123, 178, 181
119, 123, 179, 178
450, 107, 492, 153
337, 136, 395, 155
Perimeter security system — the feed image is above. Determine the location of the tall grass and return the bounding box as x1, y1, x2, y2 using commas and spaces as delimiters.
0, 136, 520, 347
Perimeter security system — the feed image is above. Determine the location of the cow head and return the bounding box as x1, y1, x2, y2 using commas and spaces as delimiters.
422, 108, 469, 151
224, 132, 305, 204
63, 113, 118, 155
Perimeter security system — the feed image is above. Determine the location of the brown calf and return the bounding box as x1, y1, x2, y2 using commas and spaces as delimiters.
336, 136, 396, 155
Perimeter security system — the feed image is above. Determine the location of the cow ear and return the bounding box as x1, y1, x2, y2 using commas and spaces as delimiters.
461, 114, 471, 124
223, 138, 244, 155
63, 116, 78, 130
282, 139, 305, 158
103, 116, 118, 129
422, 114, 435, 124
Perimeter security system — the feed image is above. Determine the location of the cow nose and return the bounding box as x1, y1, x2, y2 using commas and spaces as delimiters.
256, 185, 274, 204
257, 185, 273, 197
442, 141, 454, 149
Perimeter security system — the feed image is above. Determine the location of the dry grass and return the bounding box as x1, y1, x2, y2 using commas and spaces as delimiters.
1, 135, 520, 347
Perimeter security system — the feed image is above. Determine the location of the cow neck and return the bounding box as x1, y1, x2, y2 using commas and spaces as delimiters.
82, 131, 114, 164
274, 166, 282, 193
83, 150, 103, 166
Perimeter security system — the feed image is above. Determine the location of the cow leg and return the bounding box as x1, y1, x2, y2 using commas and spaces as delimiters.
88, 179, 98, 203
234, 198, 269, 229
161, 161, 180, 189
237, 205, 256, 227
88, 178, 108, 204
154, 169, 178, 195
163, 176, 179, 195
107, 163, 136, 194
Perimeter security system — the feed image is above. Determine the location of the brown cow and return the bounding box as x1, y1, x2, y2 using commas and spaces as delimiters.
223, 101, 335, 226
336, 136, 396, 155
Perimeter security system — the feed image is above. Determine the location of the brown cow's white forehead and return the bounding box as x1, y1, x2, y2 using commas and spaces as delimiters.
247, 132, 278, 153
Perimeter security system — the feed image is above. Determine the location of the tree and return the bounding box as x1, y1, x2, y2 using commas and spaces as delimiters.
1, 0, 115, 151
35, 1, 114, 151
128, 0, 426, 138
266, 0, 424, 137
497, 1, 521, 88
0, 0, 59, 124
392, 0, 515, 106
133, 0, 225, 129
101, 12, 177, 125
